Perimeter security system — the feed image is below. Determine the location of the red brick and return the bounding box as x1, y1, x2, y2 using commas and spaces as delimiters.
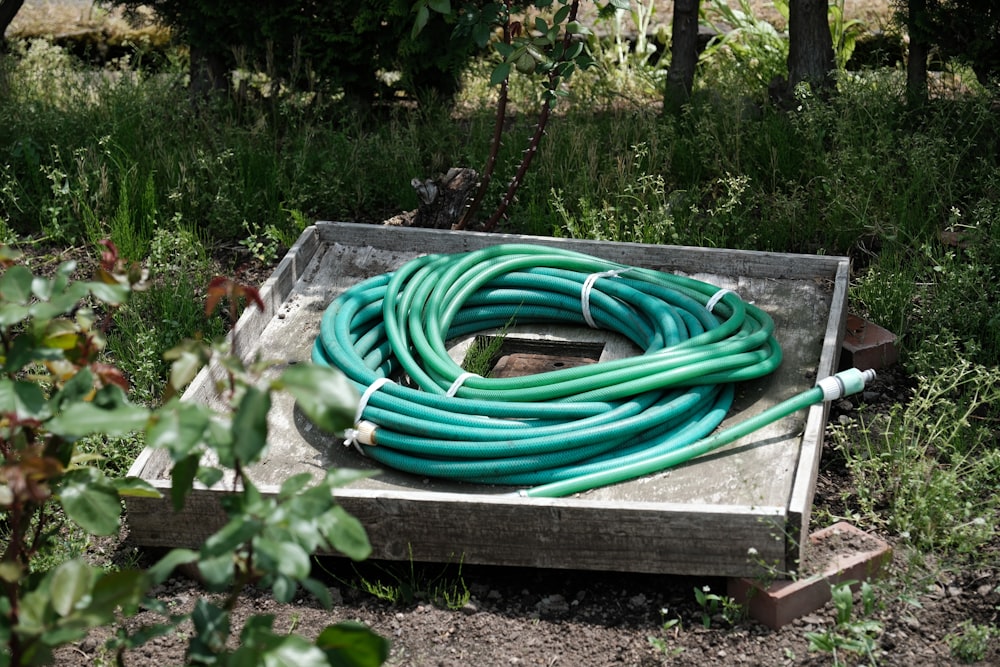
727, 522, 892, 630
841, 313, 898, 371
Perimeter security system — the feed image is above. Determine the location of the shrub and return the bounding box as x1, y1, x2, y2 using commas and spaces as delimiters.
106, 0, 480, 102
0, 242, 386, 665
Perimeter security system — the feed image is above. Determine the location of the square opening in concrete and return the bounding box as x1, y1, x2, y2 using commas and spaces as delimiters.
126, 222, 850, 578
469, 337, 604, 378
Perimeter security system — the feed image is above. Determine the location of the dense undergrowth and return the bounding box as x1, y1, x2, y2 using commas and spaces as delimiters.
1, 2, 999, 662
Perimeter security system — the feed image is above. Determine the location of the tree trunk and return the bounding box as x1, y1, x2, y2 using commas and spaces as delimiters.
905, 0, 929, 104
188, 43, 228, 100
787, 0, 835, 92
0, 0, 25, 51
664, 0, 700, 113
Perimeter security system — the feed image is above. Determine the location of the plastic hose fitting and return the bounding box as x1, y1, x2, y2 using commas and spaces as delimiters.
816, 368, 877, 402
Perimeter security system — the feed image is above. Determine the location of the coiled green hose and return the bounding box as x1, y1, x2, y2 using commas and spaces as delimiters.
311, 244, 870, 497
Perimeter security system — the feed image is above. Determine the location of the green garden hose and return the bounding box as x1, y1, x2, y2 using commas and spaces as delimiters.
311, 244, 873, 497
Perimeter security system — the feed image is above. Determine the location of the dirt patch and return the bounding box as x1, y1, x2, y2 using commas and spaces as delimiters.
799, 524, 885, 578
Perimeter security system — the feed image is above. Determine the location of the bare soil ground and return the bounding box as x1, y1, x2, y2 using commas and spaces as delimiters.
10, 2, 1000, 666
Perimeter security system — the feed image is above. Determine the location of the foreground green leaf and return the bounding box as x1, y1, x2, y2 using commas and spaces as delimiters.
320, 505, 371, 561
47, 386, 150, 438
316, 621, 390, 667
112, 477, 161, 498
280, 364, 357, 435
147, 548, 199, 585
49, 559, 97, 617
58, 468, 122, 536
232, 384, 270, 464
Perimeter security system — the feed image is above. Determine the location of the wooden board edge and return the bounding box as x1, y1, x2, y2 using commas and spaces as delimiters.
125, 486, 787, 576
785, 258, 851, 567
314, 221, 848, 281
127, 475, 786, 514
785, 403, 829, 568
229, 225, 321, 359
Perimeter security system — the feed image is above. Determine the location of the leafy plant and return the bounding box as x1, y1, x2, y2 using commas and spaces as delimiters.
692, 585, 741, 628
419, 0, 627, 230
0, 242, 388, 666
647, 608, 684, 657
945, 619, 997, 664
699, 0, 789, 88
831, 355, 1000, 556
828, 0, 866, 71
805, 581, 882, 666
239, 218, 285, 265
587, 0, 668, 97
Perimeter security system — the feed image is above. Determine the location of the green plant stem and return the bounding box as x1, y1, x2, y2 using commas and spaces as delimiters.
457, 4, 512, 231
482, 0, 581, 232
483, 103, 552, 232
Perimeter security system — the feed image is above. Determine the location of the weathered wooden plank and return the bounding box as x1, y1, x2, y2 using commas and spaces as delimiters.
786, 259, 851, 567
125, 480, 787, 577
314, 221, 845, 280
127, 222, 849, 578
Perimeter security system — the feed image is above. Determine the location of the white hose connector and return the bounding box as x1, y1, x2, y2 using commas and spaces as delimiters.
816, 368, 877, 401
354, 420, 378, 446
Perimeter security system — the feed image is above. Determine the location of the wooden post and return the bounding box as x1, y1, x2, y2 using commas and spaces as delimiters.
664, 0, 700, 113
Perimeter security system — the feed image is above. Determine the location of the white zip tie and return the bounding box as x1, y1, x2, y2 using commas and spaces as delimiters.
343, 377, 394, 453
707, 288, 737, 314
446, 371, 480, 397
581, 269, 624, 328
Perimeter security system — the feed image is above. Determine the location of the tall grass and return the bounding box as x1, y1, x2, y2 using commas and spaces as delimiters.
1, 22, 999, 374
831, 354, 1000, 559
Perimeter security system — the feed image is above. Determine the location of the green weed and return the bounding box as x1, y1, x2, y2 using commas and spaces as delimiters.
328, 553, 471, 610
693, 585, 742, 628
831, 355, 1000, 557
806, 581, 882, 666
647, 609, 684, 658
946, 620, 997, 663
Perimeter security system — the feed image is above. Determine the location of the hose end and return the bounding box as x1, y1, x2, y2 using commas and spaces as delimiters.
355, 420, 377, 446
817, 368, 876, 401
344, 420, 378, 451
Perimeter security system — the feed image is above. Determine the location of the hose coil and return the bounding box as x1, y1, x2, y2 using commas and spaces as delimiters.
312, 244, 784, 495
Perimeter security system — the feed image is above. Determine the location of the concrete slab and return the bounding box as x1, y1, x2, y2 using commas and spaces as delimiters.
126, 222, 850, 578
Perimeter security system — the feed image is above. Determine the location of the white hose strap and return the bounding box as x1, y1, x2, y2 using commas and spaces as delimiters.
343, 377, 394, 453
355, 377, 393, 422
707, 288, 736, 314
446, 371, 480, 397
581, 269, 624, 328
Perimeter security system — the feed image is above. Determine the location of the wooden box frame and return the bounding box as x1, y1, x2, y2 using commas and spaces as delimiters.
126, 221, 849, 578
